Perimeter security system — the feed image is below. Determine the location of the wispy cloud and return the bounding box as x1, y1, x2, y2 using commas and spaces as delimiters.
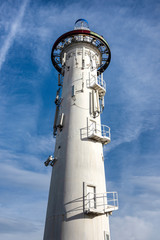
131, 175, 160, 195
0, 217, 43, 240
0, 217, 40, 233
111, 216, 153, 240
103, 13, 160, 153
0, 162, 50, 190
110, 174, 160, 239
0, 0, 29, 71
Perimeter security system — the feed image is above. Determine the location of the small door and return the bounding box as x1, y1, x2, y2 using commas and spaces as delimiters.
75, 80, 83, 92
91, 90, 100, 117
89, 120, 96, 136
87, 185, 96, 209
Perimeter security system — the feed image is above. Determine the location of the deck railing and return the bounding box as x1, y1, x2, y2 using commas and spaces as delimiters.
85, 192, 118, 213
89, 74, 106, 93
88, 123, 111, 139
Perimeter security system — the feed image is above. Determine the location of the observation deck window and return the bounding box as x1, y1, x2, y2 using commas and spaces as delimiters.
74, 19, 90, 30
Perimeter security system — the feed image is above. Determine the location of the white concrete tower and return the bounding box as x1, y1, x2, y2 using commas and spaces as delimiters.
43, 19, 118, 240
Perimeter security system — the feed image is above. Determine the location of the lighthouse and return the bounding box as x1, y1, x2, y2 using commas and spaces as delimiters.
43, 19, 118, 240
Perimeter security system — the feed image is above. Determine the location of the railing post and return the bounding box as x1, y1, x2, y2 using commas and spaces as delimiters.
102, 125, 104, 137
92, 123, 94, 134
101, 73, 103, 87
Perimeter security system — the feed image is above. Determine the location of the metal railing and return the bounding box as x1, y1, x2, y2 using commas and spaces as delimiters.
97, 74, 106, 90
89, 74, 106, 92
85, 192, 118, 213
88, 123, 111, 139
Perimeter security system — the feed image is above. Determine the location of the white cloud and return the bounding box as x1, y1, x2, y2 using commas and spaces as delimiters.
104, 123, 143, 152
108, 171, 160, 239
111, 216, 153, 240
0, 0, 29, 71
26, 134, 55, 156
101, 4, 160, 153
0, 217, 40, 233
0, 161, 50, 190
0, 226, 43, 240
131, 175, 160, 195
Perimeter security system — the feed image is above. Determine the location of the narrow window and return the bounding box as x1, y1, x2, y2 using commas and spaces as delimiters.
104, 232, 110, 240
72, 85, 75, 97
91, 90, 100, 117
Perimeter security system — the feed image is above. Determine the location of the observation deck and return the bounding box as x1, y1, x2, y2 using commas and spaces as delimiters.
84, 192, 118, 215
51, 19, 111, 75
88, 73, 106, 96
87, 123, 111, 144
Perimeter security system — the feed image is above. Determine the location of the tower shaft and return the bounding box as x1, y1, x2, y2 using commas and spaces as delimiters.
43, 19, 118, 240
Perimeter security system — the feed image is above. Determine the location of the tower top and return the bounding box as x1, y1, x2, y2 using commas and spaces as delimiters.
51, 20, 111, 74
74, 19, 90, 30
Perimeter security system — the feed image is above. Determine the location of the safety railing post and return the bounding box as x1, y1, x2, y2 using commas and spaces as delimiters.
89, 72, 91, 87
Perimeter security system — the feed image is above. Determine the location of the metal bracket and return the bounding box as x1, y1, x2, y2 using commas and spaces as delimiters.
44, 156, 58, 167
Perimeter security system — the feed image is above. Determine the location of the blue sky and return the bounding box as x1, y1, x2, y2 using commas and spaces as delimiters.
0, 0, 160, 239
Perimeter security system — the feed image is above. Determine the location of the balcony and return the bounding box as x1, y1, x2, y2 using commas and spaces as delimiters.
88, 74, 106, 96
87, 123, 111, 144
84, 192, 118, 215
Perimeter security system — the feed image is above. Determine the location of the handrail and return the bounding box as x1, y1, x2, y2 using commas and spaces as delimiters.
85, 191, 118, 212
88, 123, 111, 139
89, 74, 106, 92
89, 74, 96, 86
97, 75, 106, 90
